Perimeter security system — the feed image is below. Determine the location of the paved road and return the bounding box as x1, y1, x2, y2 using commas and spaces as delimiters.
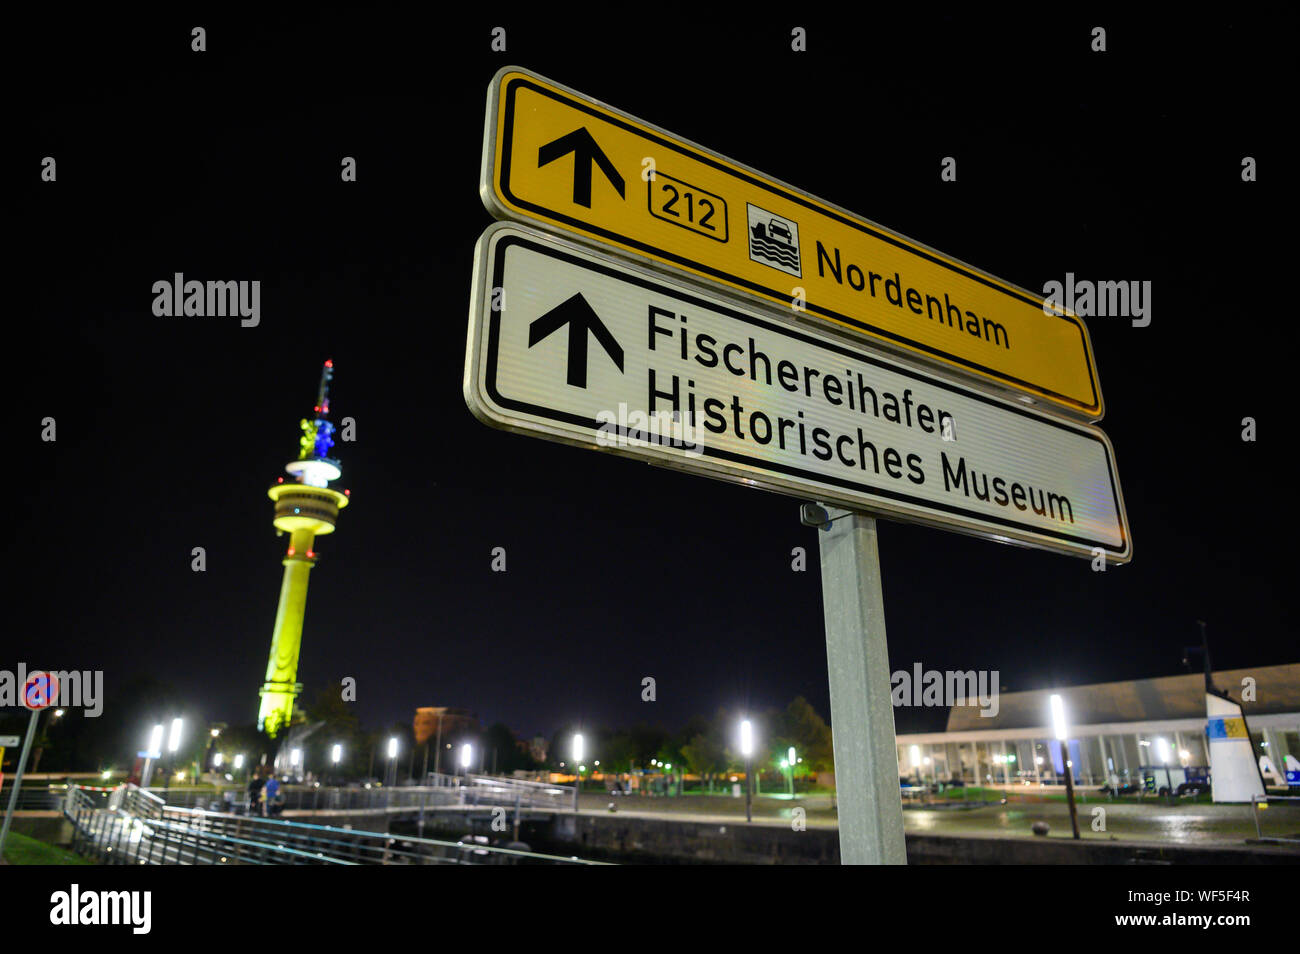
580, 791, 1300, 845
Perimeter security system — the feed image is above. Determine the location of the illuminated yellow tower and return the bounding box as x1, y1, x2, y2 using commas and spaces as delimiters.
257, 360, 350, 737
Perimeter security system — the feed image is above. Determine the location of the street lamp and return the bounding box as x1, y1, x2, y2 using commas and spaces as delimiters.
787, 746, 796, 796
386, 737, 398, 787
572, 734, 584, 813
162, 718, 183, 793
740, 719, 754, 823
142, 724, 164, 788
1155, 737, 1174, 798
459, 742, 472, 778
1050, 694, 1080, 840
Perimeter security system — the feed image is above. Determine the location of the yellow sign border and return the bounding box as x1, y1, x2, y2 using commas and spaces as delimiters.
481, 66, 1105, 421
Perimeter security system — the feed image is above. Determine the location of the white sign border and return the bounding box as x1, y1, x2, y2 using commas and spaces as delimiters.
465, 222, 1132, 563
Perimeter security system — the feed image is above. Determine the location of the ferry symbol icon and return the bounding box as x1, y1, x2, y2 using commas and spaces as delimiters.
746, 204, 801, 278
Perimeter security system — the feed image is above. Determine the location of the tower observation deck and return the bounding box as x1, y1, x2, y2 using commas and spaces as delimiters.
257, 360, 350, 737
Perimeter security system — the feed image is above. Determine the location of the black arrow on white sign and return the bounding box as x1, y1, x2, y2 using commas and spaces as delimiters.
528, 293, 624, 389
537, 127, 626, 208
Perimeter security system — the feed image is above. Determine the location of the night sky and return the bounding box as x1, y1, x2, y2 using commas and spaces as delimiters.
11, 12, 1290, 746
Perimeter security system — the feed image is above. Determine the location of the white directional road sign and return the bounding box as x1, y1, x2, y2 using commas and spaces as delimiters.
465, 223, 1131, 562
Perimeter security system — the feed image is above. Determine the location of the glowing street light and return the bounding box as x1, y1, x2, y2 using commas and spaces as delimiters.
213, 753, 224, 768
459, 742, 472, 772
141, 724, 165, 787
163, 718, 184, 792
1155, 737, 1174, 798
386, 737, 398, 787
1049, 694, 1080, 840
1050, 695, 1067, 741
571, 733, 585, 813
331, 744, 342, 765
739, 719, 754, 823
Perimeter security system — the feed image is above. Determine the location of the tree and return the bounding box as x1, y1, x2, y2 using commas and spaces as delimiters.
681, 728, 727, 792
778, 696, 834, 774
302, 685, 362, 778
483, 723, 537, 775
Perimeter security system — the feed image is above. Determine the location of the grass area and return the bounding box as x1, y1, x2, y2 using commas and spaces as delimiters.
1, 831, 91, 866
933, 786, 1004, 801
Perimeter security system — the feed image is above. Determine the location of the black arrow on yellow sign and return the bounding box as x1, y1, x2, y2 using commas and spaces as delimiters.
537, 127, 625, 208
528, 293, 624, 389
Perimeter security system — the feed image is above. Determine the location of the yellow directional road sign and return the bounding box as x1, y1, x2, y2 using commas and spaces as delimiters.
482, 67, 1104, 420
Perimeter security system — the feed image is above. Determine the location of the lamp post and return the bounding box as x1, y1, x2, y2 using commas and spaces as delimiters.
1050, 694, 1081, 840
788, 747, 796, 796
459, 742, 472, 775
164, 717, 183, 794
386, 737, 398, 788
740, 719, 754, 823
572, 733, 584, 813
433, 711, 445, 778
141, 724, 164, 788
1155, 737, 1174, 799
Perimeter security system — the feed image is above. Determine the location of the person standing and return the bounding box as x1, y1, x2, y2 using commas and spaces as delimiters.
248, 770, 265, 816
264, 774, 282, 817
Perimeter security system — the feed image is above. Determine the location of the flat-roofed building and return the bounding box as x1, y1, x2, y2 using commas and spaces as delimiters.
896, 663, 1299, 790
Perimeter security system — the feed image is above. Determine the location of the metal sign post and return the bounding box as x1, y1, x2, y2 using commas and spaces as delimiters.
0, 672, 59, 860
809, 505, 908, 864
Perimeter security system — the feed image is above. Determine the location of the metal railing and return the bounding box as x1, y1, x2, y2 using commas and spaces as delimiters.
0, 782, 63, 810
63, 784, 606, 865
147, 784, 461, 815
47, 777, 573, 816
1250, 794, 1300, 845
425, 772, 575, 810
